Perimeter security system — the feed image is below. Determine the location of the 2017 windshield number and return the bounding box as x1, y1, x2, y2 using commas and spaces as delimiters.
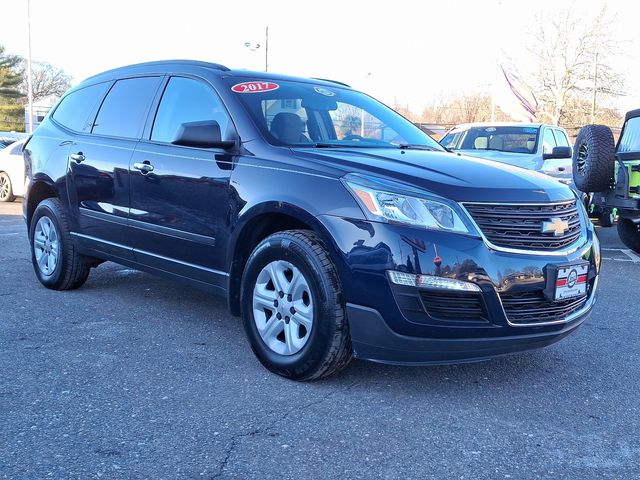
232, 81, 279, 93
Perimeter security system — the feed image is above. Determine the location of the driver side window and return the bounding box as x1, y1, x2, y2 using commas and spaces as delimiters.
152, 77, 231, 144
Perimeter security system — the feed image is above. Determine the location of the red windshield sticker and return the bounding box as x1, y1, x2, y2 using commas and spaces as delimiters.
231, 81, 279, 93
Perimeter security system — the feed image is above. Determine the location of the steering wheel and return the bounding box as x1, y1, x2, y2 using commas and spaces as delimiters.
342, 134, 365, 141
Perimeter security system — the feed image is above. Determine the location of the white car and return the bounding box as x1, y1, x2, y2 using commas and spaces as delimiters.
0, 139, 27, 202
440, 122, 574, 184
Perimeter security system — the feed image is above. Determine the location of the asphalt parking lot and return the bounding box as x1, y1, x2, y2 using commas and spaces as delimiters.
1, 200, 639, 480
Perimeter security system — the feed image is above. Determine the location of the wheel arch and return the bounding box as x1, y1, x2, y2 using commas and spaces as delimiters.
26, 176, 59, 227
226, 202, 341, 316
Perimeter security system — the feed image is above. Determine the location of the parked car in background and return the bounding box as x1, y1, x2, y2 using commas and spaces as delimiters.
439, 122, 615, 226
572, 110, 640, 252
0, 139, 27, 202
0, 132, 28, 151
23, 60, 600, 380
440, 122, 573, 183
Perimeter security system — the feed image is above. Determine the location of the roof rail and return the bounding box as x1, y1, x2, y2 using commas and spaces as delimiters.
312, 78, 351, 88
125, 59, 230, 71
82, 59, 230, 82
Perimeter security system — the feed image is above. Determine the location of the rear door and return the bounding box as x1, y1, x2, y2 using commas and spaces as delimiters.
128, 76, 236, 290
67, 76, 162, 259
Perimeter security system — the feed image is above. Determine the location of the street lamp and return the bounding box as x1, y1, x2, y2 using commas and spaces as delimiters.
244, 26, 269, 72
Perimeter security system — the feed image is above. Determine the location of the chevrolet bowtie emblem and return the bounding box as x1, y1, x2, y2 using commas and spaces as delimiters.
542, 217, 569, 236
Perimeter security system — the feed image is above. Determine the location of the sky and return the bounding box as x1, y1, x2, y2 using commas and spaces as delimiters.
2, 0, 639, 115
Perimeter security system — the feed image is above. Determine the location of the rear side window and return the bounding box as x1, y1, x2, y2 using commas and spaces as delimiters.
151, 77, 231, 144
93, 77, 161, 139
52, 83, 110, 132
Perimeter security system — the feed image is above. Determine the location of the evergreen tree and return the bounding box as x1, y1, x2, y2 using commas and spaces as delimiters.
0, 45, 24, 99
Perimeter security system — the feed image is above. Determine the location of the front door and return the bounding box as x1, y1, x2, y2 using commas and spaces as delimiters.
128, 76, 235, 291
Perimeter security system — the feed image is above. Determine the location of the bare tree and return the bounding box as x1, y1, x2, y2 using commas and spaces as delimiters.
528, 5, 625, 126
20, 61, 71, 103
419, 92, 503, 125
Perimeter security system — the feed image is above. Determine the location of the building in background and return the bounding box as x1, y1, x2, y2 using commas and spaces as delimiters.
24, 95, 57, 130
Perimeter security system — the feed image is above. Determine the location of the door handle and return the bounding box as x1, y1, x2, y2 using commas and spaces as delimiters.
133, 161, 154, 173
70, 152, 85, 163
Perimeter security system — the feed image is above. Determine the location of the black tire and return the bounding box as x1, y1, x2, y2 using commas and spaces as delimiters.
572, 124, 615, 193
0, 172, 15, 202
617, 218, 640, 253
240, 230, 352, 380
598, 208, 615, 228
29, 198, 91, 290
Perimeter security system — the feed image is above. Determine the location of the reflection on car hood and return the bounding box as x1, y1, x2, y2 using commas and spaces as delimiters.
292, 147, 573, 203
454, 149, 540, 170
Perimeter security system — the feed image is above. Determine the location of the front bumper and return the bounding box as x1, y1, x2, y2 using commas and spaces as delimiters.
347, 279, 595, 365
318, 214, 600, 364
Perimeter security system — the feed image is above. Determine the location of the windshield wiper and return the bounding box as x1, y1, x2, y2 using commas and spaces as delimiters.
397, 144, 442, 151
309, 142, 386, 148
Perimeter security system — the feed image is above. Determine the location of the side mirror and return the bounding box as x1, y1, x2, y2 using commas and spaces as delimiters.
172, 120, 235, 149
543, 146, 572, 160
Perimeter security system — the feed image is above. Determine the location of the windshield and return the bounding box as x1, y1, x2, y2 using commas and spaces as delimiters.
442, 126, 540, 154
225, 78, 443, 150
618, 117, 640, 153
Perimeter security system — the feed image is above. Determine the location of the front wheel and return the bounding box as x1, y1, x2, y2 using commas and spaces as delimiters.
617, 218, 640, 253
241, 230, 352, 380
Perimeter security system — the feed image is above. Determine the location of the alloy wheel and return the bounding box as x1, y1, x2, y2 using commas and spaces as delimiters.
252, 260, 314, 355
33, 216, 60, 277
0, 174, 9, 200
576, 142, 589, 175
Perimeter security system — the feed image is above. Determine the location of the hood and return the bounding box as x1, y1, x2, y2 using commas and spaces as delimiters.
292, 147, 574, 203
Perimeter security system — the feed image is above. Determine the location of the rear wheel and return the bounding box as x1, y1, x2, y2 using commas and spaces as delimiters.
617, 218, 640, 253
29, 198, 91, 290
241, 230, 352, 380
0, 172, 15, 202
572, 125, 615, 193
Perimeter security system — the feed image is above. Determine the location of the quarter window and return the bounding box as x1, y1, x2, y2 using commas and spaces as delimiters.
92, 77, 161, 139
51, 82, 110, 132
151, 77, 231, 144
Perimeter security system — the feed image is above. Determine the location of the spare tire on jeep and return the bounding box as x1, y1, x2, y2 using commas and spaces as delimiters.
572, 124, 616, 192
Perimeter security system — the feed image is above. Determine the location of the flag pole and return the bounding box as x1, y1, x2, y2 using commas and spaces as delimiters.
27, 0, 34, 133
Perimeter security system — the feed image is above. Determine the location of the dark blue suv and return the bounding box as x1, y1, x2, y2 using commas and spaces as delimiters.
23, 60, 600, 380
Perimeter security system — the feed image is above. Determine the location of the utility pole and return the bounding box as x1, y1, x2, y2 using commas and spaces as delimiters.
27, 0, 34, 133
264, 26, 269, 72
590, 50, 599, 124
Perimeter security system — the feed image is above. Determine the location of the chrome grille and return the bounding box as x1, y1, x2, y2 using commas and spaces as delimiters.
464, 201, 582, 251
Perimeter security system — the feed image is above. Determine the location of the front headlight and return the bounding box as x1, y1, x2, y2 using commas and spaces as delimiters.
344, 178, 474, 234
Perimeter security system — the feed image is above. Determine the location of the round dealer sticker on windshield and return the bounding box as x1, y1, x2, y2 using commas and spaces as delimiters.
231, 81, 279, 93
314, 86, 335, 96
